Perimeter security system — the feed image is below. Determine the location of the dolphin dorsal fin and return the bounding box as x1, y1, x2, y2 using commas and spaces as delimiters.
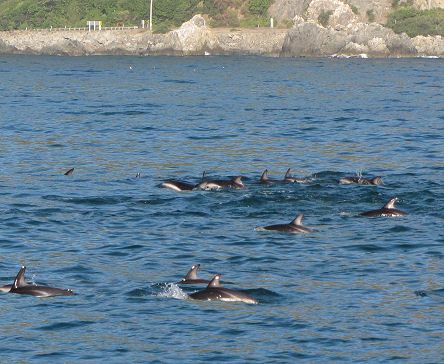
384, 197, 398, 209
13, 266, 27, 289
261, 170, 269, 181
371, 176, 381, 185
185, 264, 200, 280
201, 171, 206, 180
285, 168, 291, 178
290, 214, 304, 226
233, 176, 243, 184
207, 274, 221, 288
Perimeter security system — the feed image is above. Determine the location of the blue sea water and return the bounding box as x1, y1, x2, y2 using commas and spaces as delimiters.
0, 54, 443, 363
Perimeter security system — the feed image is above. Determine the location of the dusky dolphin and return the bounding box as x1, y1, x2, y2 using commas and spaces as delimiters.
360, 197, 407, 217
178, 264, 210, 285
259, 214, 316, 233
64, 168, 74, 176
339, 176, 381, 185
196, 176, 246, 190
260, 169, 288, 184
161, 171, 206, 191
189, 274, 258, 304
284, 168, 306, 183
7, 266, 75, 297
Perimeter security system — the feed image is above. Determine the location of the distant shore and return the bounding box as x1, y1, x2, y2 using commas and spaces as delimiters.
0, 15, 442, 57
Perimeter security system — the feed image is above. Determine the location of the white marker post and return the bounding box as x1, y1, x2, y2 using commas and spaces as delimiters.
150, 0, 153, 31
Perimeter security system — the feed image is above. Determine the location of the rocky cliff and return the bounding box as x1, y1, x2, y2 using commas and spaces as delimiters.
0, 10, 442, 57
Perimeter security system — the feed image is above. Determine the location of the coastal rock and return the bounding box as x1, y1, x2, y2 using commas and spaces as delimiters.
306, 0, 359, 28
269, 0, 312, 20
412, 35, 444, 56
280, 22, 348, 56
168, 15, 217, 55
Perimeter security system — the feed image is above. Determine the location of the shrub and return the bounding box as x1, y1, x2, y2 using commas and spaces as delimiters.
248, 0, 270, 16
367, 9, 375, 22
318, 9, 333, 27
385, 7, 444, 37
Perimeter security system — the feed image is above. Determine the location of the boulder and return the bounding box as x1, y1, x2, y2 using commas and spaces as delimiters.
280, 22, 349, 56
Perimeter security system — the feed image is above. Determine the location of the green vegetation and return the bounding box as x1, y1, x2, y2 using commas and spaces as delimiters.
385, 7, 444, 37
318, 9, 333, 28
350, 5, 359, 15
0, 0, 275, 32
367, 9, 375, 23
391, 0, 414, 9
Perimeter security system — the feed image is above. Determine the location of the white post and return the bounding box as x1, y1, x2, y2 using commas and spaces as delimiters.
428, 0, 431, 10
150, 0, 153, 31
270, 18, 274, 28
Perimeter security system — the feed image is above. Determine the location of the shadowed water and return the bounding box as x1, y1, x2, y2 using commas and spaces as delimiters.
0, 55, 443, 362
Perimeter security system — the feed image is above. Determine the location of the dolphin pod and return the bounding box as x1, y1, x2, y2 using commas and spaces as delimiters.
4, 167, 406, 304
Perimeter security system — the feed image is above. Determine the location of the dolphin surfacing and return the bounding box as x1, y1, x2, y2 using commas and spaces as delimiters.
339, 176, 381, 185
178, 264, 210, 285
360, 197, 407, 217
7, 266, 75, 297
196, 176, 246, 190
259, 214, 316, 233
161, 171, 206, 191
189, 274, 258, 304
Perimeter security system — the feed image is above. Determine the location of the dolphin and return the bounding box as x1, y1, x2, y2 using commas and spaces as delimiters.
64, 168, 74, 176
260, 169, 288, 184
161, 171, 206, 191
284, 168, 306, 183
360, 197, 407, 217
259, 214, 316, 233
339, 176, 381, 185
177, 264, 210, 285
196, 176, 246, 190
7, 266, 75, 297
189, 274, 258, 304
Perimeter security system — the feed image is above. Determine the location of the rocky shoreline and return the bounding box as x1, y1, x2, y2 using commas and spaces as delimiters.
0, 14, 442, 58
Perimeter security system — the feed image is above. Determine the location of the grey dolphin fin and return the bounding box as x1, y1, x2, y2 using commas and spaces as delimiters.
201, 171, 206, 180
285, 168, 291, 179
261, 169, 269, 181
290, 214, 304, 226
384, 197, 398, 209
64, 168, 74, 176
13, 266, 27, 289
185, 264, 200, 280
233, 176, 243, 184
207, 274, 222, 288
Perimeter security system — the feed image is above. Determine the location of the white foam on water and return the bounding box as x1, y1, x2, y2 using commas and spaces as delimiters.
156, 283, 189, 300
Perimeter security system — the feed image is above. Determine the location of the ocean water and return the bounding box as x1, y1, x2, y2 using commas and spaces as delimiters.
0, 55, 443, 363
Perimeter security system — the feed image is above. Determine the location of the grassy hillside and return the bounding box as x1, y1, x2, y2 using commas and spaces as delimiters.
0, 0, 271, 31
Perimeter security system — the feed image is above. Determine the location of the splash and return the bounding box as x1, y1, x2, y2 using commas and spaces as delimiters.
156, 283, 189, 300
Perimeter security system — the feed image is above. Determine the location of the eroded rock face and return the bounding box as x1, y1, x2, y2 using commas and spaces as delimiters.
413, 35, 444, 56
269, 0, 312, 20
306, 0, 359, 28
169, 15, 217, 55
280, 22, 349, 56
